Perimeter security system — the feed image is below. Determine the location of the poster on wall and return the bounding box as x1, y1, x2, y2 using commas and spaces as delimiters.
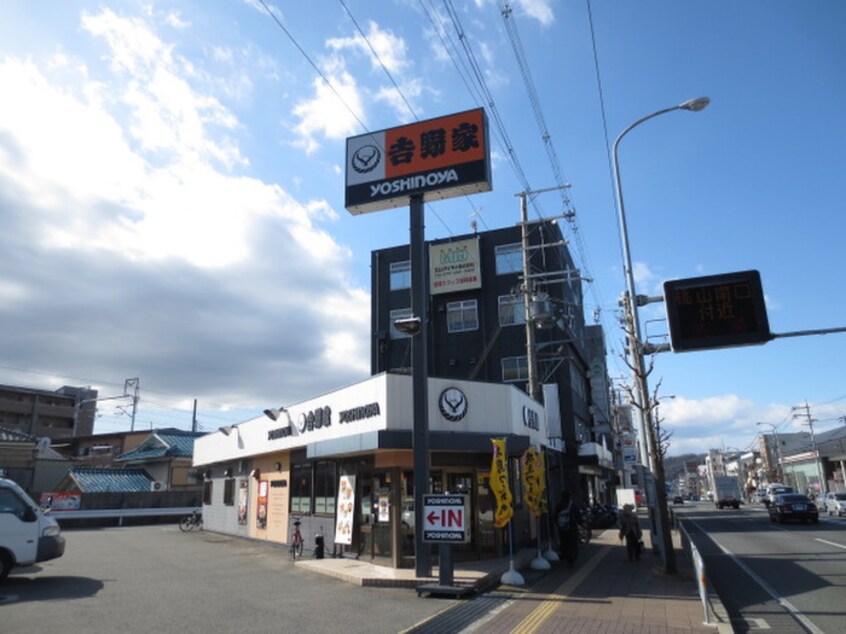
378, 495, 390, 522
257, 480, 268, 530
39, 492, 81, 511
334, 475, 356, 545
238, 479, 248, 526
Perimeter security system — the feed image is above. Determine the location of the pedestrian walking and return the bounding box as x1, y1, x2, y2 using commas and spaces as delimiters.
618, 503, 642, 562
555, 491, 579, 567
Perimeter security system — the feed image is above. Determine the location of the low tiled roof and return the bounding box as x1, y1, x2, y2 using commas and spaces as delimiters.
0, 426, 67, 460
0, 425, 36, 443
116, 428, 206, 463
69, 467, 153, 493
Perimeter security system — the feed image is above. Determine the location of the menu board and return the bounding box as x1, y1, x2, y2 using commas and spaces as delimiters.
334, 475, 356, 545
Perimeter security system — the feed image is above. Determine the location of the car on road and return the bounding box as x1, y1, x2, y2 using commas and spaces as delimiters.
767, 493, 819, 524
823, 492, 846, 516
1, 477, 66, 581
672, 495, 685, 505
763, 484, 793, 507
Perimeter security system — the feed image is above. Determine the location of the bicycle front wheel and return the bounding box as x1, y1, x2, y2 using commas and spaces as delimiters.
179, 516, 195, 532
292, 538, 304, 559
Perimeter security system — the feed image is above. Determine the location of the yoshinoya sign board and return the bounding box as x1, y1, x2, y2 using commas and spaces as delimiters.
422, 494, 469, 543
345, 108, 491, 215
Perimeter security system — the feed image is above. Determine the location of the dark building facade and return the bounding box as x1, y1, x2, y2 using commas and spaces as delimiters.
371, 219, 611, 503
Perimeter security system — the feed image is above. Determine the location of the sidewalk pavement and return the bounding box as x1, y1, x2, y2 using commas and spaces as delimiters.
297, 519, 733, 634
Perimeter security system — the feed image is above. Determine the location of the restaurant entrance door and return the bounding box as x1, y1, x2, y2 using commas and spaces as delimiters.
357, 468, 400, 566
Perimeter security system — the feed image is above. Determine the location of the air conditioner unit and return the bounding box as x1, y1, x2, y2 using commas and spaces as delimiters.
150, 481, 164, 492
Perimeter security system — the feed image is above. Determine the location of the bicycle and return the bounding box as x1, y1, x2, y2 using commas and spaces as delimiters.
290, 517, 304, 559
179, 509, 203, 532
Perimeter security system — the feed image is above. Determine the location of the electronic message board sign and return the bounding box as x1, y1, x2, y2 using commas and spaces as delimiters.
663, 270, 771, 352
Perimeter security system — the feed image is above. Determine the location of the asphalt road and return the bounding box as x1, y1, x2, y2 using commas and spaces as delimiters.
0, 525, 459, 634
674, 500, 846, 634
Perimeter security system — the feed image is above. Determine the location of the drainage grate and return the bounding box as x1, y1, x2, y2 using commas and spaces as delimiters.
406, 593, 512, 634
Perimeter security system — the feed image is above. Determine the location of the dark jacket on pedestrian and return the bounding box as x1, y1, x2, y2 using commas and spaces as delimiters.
618, 503, 642, 561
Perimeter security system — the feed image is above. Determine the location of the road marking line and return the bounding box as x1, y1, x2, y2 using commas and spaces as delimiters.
510, 545, 611, 634
689, 519, 825, 634
815, 538, 846, 550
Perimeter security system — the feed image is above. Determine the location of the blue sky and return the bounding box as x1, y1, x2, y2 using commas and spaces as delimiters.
0, 1, 844, 455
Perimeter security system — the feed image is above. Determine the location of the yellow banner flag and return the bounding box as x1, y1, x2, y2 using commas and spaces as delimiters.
522, 448, 542, 516
490, 438, 513, 527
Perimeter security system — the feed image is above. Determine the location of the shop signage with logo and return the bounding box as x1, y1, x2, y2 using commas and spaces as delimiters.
522, 406, 540, 431
429, 238, 482, 295
267, 402, 381, 441
345, 108, 491, 215
422, 494, 469, 543
438, 387, 468, 422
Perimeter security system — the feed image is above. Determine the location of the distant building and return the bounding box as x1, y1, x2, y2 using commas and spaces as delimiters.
0, 383, 98, 439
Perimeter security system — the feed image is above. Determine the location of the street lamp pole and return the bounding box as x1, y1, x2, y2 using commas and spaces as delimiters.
612, 96, 709, 575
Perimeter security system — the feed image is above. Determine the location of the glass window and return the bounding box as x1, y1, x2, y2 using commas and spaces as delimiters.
223, 478, 235, 506
498, 295, 526, 326
495, 244, 522, 275
502, 356, 528, 383
390, 261, 411, 290
447, 300, 478, 333
389, 307, 412, 339
0, 489, 27, 518
203, 481, 213, 505
291, 463, 312, 514
314, 461, 337, 515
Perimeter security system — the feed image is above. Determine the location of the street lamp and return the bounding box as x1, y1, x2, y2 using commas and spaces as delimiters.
612, 96, 710, 576
756, 422, 783, 483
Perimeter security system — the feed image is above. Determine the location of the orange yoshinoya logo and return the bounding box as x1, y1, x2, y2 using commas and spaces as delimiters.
345, 108, 490, 215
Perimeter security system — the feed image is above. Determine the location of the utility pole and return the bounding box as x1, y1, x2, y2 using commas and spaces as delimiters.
125, 378, 140, 432
519, 191, 540, 401
516, 184, 573, 402
792, 402, 826, 495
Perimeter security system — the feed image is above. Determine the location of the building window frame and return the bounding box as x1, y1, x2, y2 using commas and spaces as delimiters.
498, 294, 526, 326
447, 300, 479, 333
390, 261, 411, 290
223, 478, 235, 506
501, 356, 528, 383
495, 243, 522, 275
313, 461, 337, 515
290, 462, 312, 514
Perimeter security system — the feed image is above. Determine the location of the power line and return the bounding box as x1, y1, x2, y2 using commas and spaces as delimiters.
338, 0, 418, 121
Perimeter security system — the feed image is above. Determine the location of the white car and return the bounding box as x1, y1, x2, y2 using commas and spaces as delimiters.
825, 492, 846, 516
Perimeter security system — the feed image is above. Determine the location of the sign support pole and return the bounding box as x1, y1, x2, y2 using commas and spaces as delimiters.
410, 194, 431, 579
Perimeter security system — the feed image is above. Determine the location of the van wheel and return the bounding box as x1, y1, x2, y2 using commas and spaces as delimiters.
0, 551, 12, 582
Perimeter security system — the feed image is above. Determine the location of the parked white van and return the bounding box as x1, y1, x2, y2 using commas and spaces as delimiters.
0, 477, 66, 581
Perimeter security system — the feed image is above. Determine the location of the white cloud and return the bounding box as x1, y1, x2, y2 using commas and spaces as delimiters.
327, 21, 409, 75
165, 11, 191, 30
515, 0, 555, 26
291, 66, 364, 153
0, 8, 370, 413
475, 0, 554, 26
633, 261, 654, 285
